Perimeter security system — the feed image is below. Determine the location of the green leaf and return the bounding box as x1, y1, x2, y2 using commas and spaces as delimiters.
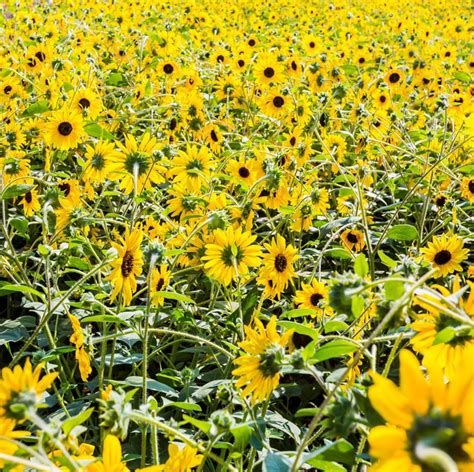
1, 184, 34, 200
123, 376, 177, 395
341, 64, 358, 76
278, 321, 319, 340
67, 256, 90, 271
305, 460, 345, 472
81, 314, 127, 324
154, 291, 194, 304
295, 407, 319, 418
22, 100, 49, 116
105, 72, 128, 86
433, 326, 456, 345
354, 253, 368, 278
453, 71, 471, 84
351, 295, 365, 318
84, 123, 116, 140
263, 453, 291, 472
182, 414, 211, 434
160, 401, 201, 412
386, 224, 419, 241
325, 248, 352, 260
62, 408, 94, 436
10, 217, 28, 236
230, 424, 252, 450
323, 321, 349, 333
313, 340, 357, 362
305, 438, 355, 466
281, 308, 317, 319
378, 250, 397, 269
0, 282, 44, 299
384, 280, 405, 301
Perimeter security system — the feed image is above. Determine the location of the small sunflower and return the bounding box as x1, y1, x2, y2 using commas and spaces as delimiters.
86, 434, 129, 472
232, 316, 293, 404
202, 226, 262, 286
170, 144, 212, 192
150, 265, 172, 307
294, 279, 333, 318
341, 228, 365, 252
421, 233, 468, 276
71, 88, 103, 119
258, 234, 298, 297
0, 358, 58, 421
368, 349, 474, 471
43, 108, 86, 150
20, 186, 40, 217
137, 443, 203, 472
83, 141, 122, 184
107, 227, 144, 306
254, 53, 285, 86
260, 91, 288, 119
461, 177, 474, 203
68, 314, 92, 382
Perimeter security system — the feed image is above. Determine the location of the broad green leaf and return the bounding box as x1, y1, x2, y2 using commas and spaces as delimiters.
263, 453, 292, 472
154, 291, 194, 303
281, 308, 316, 319
325, 248, 352, 260
378, 250, 397, 269
323, 321, 349, 333
433, 326, 456, 345
295, 407, 319, 418
67, 256, 89, 271
305, 460, 345, 471
10, 217, 28, 236
313, 340, 357, 362
230, 424, 252, 450
182, 414, 211, 434
22, 100, 49, 116
62, 408, 94, 436
354, 253, 368, 278
384, 280, 405, 301
160, 402, 201, 412
81, 314, 127, 324
84, 123, 116, 140
351, 295, 365, 318
124, 376, 177, 395
1, 184, 34, 200
453, 71, 471, 83
278, 321, 319, 340
0, 282, 44, 299
305, 438, 355, 466
386, 224, 419, 241
105, 72, 127, 86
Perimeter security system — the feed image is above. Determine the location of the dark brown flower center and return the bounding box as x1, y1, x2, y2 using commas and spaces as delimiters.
58, 122, 73, 136
121, 250, 134, 277
435, 196, 447, 207
216, 55, 224, 63
388, 72, 400, 84
310, 293, 323, 306
210, 130, 218, 142
156, 277, 165, 291
347, 232, 359, 243
35, 51, 46, 62
274, 254, 288, 272
468, 180, 474, 194
290, 136, 296, 146
434, 250, 452, 265
163, 63, 174, 74
238, 166, 250, 178
25, 191, 32, 203
78, 98, 91, 109
273, 96, 284, 108
59, 183, 71, 196
263, 67, 275, 78
4, 85, 12, 95
379, 95, 386, 103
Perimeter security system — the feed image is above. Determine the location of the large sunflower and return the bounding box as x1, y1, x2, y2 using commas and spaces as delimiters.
202, 226, 262, 286
108, 132, 164, 195
0, 358, 58, 421
421, 233, 468, 276
368, 349, 474, 471
107, 227, 144, 306
83, 141, 123, 184
232, 316, 293, 404
43, 108, 86, 150
170, 144, 212, 192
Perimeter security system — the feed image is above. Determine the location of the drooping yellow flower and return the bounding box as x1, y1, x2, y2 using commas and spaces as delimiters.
0, 358, 58, 420
86, 434, 129, 472
233, 316, 293, 404
150, 265, 172, 307
421, 233, 469, 276
170, 145, 213, 192
202, 226, 262, 286
368, 349, 474, 471
137, 443, 203, 472
68, 314, 92, 381
107, 227, 144, 306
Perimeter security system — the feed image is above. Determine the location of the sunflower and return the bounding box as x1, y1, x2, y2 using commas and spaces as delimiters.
0, 150, 30, 187
86, 434, 129, 472
0, 418, 29, 468
384, 68, 405, 88
170, 144, 212, 192
71, 88, 103, 119
410, 280, 474, 379
228, 157, 262, 188
108, 132, 164, 195
341, 228, 365, 252
202, 226, 262, 286
368, 349, 474, 471
259, 90, 289, 119
43, 108, 86, 150
258, 234, 298, 297
68, 314, 92, 382
0, 358, 58, 421
20, 186, 40, 217
107, 227, 144, 306
232, 316, 293, 404
293, 279, 333, 318
150, 265, 172, 307
420, 233, 468, 276
83, 141, 122, 184
55, 192, 82, 234
461, 177, 474, 203
137, 443, 203, 472
254, 53, 285, 86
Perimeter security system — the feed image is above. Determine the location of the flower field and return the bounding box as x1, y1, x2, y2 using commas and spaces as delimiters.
0, 0, 473, 470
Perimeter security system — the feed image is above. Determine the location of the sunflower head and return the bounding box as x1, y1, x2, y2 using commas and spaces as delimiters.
421, 234, 468, 277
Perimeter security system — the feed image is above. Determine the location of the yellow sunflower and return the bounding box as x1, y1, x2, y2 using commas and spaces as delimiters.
83, 141, 122, 184
68, 314, 92, 382
202, 226, 262, 286
170, 144, 212, 192
108, 132, 164, 195
461, 177, 474, 203
107, 227, 144, 306
232, 316, 293, 404
341, 228, 365, 252
293, 279, 333, 318
150, 265, 172, 307
0, 358, 58, 421
0, 418, 29, 468
20, 186, 40, 217
258, 234, 298, 298
368, 349, 474, 471
86, 434, 129, 472
137, 443, 203, 472
43, 108, 86, 150
71, 88, 103, 119
420, 233, 469, 276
